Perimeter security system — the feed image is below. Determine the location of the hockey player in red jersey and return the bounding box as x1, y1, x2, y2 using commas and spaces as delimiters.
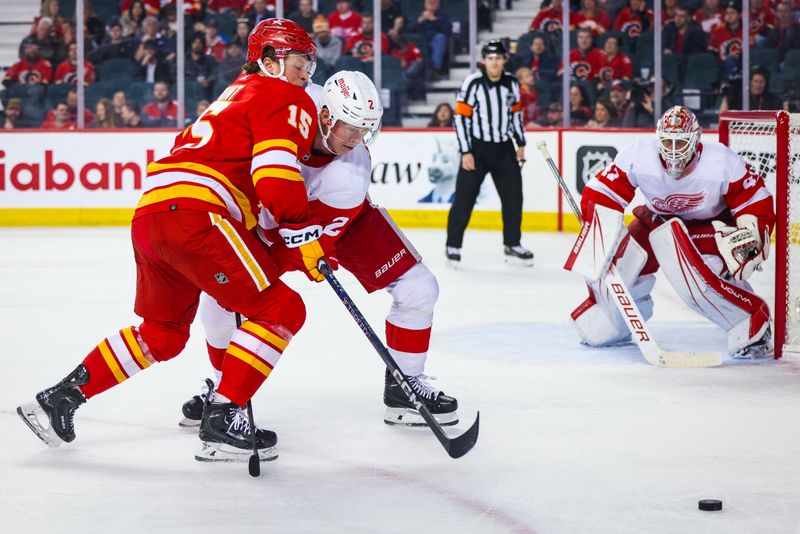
17, 19, 328, 462
180, 70, 459, 431
568, 106, 775, 358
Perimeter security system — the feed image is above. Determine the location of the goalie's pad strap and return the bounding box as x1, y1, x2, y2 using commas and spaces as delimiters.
564, 205, 626, 283
649, 219, 770, 352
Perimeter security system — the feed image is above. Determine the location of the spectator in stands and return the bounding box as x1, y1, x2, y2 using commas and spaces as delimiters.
288, 0, 318, 34
719, 66, 784, 112
569, 84, 593, 126
661, 0, 679, 25
112, 91, 128, 123
346, 15, 390, 60
515, 35, 559, 83
135, 16, 167, 62
586, 96, 619, 128
89, 19, 136, 63
142, 81, 178, 126
2, 98, 23, 130
381, 0, 405, 40
695, 0, 724, 33
216, 40, 246, 85
135, 40, 174, 84
122, 0, 160, 17
246, 0, 274, 29
561, 28, 605, 84
186, 99, 210, 126
530, 0, 565, 33
776, 2, 800, 60
157, 10, 178, 61
81, 3, 107, 51
231, 19, 251, 49
204, 20, 228, 62
313, 17, 343, 66
598, 34, 633, 90
329, 0, 363, 40
63, 88, 94, 125
427, 103, 454, 127
121, 101, 145, 127
91, 98, 120, 129
663, 6, 708, 55
54, 42, 96, 85
515, 67, 539, 126
4, 41, 52, 86
187, 32, 217, 99
40, 101, 75, 130
622, 78, 654, 127
121, 1, 147, 38
608, 79, 630, 118
20, 18, 61, 65
537, 102, 564, 127
407, 0, 451, 78
207, 0, 249, 13
749, 0, 778, 47
573, 0, 611, 36
709, 1, 744, 81
31, 0, 65, 41
613, 0, 654, 41
391, 34, 424, 73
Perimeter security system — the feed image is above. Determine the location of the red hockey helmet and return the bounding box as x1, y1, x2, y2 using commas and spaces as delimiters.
247, 18, 316, 64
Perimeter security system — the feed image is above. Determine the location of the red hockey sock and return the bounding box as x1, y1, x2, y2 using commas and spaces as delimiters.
80, 327, 153, 399
207, 343, 226, 372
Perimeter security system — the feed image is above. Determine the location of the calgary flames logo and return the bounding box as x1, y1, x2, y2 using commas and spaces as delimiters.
621, 21, 642, 38
543, 19, 562, 32
652, 192, 706, 213
572, 61, 591, 81
721, 38, 743, 59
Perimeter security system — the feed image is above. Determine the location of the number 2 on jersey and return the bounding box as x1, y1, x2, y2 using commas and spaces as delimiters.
287, 104, 313, 139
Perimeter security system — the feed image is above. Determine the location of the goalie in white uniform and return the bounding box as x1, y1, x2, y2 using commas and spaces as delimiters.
570, 106, 775, 358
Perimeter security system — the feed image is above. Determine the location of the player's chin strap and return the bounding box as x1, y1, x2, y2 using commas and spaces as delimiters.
257, 58, 287, 81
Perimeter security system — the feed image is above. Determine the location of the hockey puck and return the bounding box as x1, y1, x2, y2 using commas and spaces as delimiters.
698, 499, 723, 511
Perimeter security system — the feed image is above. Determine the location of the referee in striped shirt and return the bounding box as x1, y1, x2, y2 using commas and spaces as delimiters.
446, 40, 534, 267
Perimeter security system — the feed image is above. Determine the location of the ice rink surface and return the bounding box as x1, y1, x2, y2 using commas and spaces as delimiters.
2, 227, 800, 534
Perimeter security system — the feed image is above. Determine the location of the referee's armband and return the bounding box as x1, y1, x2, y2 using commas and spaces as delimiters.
455, 102, 473, 117
510, 101, 521, 113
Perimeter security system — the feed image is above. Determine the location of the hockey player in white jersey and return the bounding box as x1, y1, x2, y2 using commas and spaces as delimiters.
183, 72, 458, 448
569, 106, 775, 358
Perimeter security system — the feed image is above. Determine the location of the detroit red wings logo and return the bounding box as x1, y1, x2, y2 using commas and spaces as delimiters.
652, 192, 707, 213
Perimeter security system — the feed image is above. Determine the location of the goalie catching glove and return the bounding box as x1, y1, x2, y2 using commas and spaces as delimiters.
277, 220, 337, 282
711, 214, 770, 281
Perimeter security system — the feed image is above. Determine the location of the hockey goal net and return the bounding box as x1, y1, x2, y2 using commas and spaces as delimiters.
719, 111, 800, 359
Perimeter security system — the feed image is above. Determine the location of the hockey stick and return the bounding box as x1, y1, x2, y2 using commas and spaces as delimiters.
318, 261, 479, 458
235, 312, 261, 477
536, 141, 723, 368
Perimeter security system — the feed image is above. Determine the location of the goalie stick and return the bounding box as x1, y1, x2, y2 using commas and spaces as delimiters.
318, 260, 479, 458
536, 141, 723, 368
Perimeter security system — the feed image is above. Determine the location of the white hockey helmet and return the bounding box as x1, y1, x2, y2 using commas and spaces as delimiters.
656, 105, 701, 179
320, 71, 383, 152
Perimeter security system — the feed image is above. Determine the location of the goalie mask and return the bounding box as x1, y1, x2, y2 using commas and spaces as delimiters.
247, 18, 317, 81
656, 106, 701, 179
319, 71, 383, 154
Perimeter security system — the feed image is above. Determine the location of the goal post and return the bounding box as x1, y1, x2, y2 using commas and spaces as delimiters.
719, 111, 800, 359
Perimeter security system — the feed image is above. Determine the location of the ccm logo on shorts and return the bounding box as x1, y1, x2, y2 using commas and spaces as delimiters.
375, 249, 407, 278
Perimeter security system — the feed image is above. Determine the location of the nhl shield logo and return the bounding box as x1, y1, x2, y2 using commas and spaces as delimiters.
215, 272, 229, 284
575, 145, 617, 193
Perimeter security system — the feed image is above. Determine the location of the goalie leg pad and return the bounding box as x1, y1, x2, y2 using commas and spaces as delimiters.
649, 219, 771, 354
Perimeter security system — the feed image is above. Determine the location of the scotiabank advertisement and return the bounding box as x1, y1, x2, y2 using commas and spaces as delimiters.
0, 129, 671, 228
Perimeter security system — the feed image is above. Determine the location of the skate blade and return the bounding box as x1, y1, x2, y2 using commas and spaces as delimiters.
445, 259, 461, 270
195, 442, 278, 463
383, 407, 459, 427
178, 417, 201, 428
17, 402, 64, 448
504, 256, 534, 267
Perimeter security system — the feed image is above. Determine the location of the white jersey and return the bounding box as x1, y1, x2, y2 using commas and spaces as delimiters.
584, 139, 772, 222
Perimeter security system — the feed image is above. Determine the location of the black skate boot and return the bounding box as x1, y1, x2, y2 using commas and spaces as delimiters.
732, 326, 773, 359
195, 401, 278, 463
445, 247, 461, 269
383, 368, 459, 427
504, 245, 534, 266
179, 380, 216, 428
17, 364, 89, 447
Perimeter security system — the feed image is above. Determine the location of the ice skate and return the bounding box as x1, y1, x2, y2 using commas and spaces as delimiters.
383, 368, 458, 427
732, 327, 774, 359
504, 245, 534, 266
196, 401, 278, 463
179, 380, 216, 428
445, 247, 461, 269
17, 364, 88, 447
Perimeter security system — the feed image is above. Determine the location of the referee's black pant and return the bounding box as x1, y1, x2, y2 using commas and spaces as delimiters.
446, 138, 523, 248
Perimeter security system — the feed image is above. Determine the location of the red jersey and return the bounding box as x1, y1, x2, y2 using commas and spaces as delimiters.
143, 100, 179, 122
328, 11, 363, 39
530, 7, 567, 32
709, 24, 743, 60
345, 31, 390, 57
122, 0, 161, 15
571, 11, 612, 35
4, 58, 52, 85
519, 85, 538, 124
749, 5, 777, 35
206, 0, 249, 11
390, 42, 423, 68
598, 52, 633, 82
54, 60, 96, 85
136, 74, 318, 231
567, 48, 606, 81
613, 7, 654, 38
694, 7, 723, 32
40, 117, 76, 129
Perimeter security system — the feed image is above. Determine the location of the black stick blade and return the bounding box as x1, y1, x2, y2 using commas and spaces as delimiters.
446, 411, 479, 459
249, 454, 261, 477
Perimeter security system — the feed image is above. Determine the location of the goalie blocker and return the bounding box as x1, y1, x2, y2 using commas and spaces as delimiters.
570, 206, 772, 358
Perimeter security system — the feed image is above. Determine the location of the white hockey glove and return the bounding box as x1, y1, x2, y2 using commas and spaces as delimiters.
712, 214, 770, 281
